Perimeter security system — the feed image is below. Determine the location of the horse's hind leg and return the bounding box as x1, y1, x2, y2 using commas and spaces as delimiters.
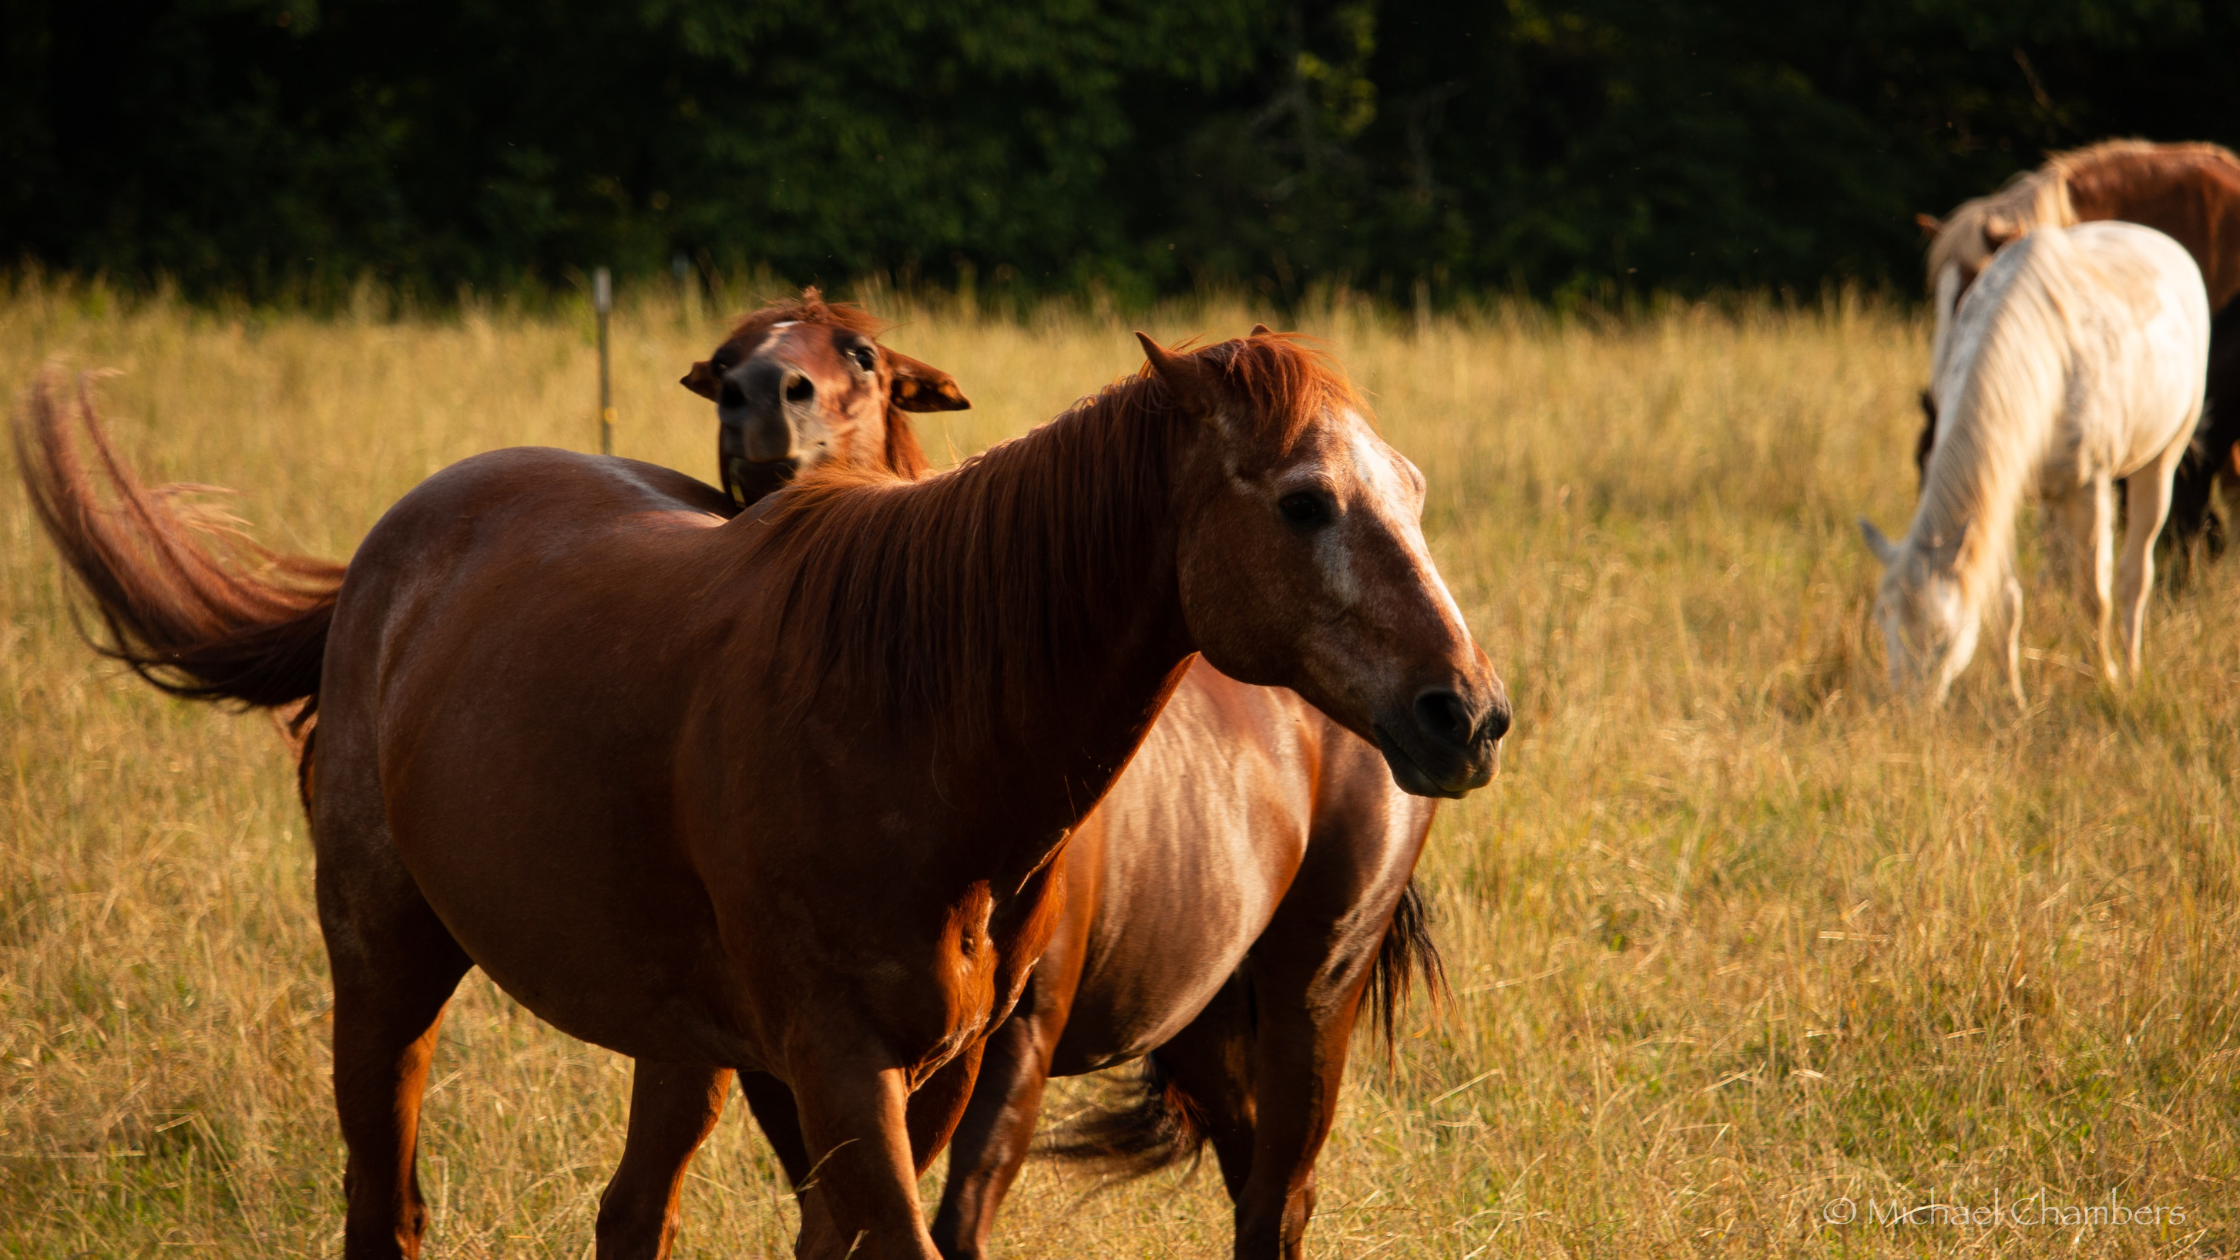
928, 986, 1062, 1260
1224, 926, 1392, 1258
320, 869, 471, 1260
595, 1061, 736, 1260
1146, 978, 1260, 1208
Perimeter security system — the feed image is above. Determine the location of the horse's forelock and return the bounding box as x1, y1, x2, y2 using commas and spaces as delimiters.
718, 289, 890, 359
1134, 332, 1364, 452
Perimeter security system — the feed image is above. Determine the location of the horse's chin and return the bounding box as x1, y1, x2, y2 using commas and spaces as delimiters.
726, 457, 801, 506
1372, 724, 1487, 800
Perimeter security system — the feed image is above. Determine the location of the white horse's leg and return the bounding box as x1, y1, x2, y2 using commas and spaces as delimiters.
2116, 438, 2188, 678
2047, 483, 2116, 681
1988, 574, 2026, 709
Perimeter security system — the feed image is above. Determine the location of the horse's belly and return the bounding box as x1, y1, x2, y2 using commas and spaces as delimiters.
1046, 910, 1271, 1074
389, 802, 767, 1067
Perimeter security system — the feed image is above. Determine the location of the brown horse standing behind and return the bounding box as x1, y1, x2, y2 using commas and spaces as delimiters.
675, 288, 965, 504
20, 324, 1506, 1260
678, 317, 1446, 1260
1918, 140, 2240, 562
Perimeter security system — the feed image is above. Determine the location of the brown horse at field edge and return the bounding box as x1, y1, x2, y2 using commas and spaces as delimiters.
1917, 140, 2240, 566
678, 315, 1446, 1260
674, 287, 965, 504
19, 330, 1506, 1260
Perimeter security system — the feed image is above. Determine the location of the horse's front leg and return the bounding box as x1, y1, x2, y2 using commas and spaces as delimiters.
787, 1039, 978, 1260
594, 1060, 735, 1260
740, 1047, 984, 1255
1987, 574, 2026, 709
2117, 440, 2189, 676
2049, 480, 2117, 680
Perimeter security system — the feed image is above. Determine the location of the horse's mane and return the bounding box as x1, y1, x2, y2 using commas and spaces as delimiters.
1915, 228, 2079, 606
739, 333, 1359, 745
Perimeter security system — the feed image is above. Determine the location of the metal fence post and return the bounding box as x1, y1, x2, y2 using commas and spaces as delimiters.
595, 266, 614, 455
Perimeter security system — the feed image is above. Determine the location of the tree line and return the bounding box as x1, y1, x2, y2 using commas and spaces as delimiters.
5, 0, 2233, 307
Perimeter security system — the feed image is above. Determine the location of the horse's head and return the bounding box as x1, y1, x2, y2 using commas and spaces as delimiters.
1140, 328, 1508, 798
682, 290, 967, 501
1861, 519, 1976, 703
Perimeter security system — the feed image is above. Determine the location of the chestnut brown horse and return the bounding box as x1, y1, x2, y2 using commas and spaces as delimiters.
679, 318, 1446, 1260
675, 287, 965, 503
1917, 140, 2240, 563
19, 329, 1506, 1260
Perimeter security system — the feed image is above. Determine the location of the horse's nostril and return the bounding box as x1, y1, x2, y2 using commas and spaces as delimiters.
1482, 696, 1512, 744
1414, 688, 1471, 748
784, 375, 815, 404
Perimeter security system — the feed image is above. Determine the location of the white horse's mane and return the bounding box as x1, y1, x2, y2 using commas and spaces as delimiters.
1910, 229, 2078, 607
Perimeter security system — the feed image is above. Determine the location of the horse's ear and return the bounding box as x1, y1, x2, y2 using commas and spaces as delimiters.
1859, 518, 1900, 567
885, 349, 971, 412
1914, 212, 1943, 238
1136, 332, 1222, 417
1249, 322, 1274, 337
1981, 213, 2023, 249
681, 359, 721, 401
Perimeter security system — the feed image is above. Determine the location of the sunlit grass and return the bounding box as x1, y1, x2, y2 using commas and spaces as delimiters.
2, 278, 2234, 1256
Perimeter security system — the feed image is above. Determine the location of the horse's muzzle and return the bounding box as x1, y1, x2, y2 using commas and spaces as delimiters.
1372, 683, 1508, 799
722, 452, 802, 506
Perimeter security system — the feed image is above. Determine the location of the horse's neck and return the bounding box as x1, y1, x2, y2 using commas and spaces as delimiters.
1916, 267, 2072, 593
762, 381, 1200, 841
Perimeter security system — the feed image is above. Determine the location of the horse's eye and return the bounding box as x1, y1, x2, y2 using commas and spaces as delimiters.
847, 345, 877, 373
1278, 492, 1332, 529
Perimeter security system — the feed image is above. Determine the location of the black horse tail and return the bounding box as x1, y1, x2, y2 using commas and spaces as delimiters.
15, 370, 342, 729
1362, 878, 1449, 1057
1042, 1051, 1208, 1181
1045, 879, 1446, 1182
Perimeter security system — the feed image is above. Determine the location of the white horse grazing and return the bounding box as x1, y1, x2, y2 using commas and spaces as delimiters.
1862, 221, 2210, 704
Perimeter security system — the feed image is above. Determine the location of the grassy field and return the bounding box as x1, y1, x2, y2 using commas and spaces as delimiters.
2, 278, 2235, 1258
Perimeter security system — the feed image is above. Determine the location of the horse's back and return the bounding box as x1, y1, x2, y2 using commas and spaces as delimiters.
2063, 223, 2212, 468
1947, 223, 2208, 481
314, 447, 760, 1062
2062, 143, 2240, 310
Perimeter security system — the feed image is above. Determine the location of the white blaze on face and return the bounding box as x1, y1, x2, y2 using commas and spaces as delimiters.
1337, 411, 1470, 637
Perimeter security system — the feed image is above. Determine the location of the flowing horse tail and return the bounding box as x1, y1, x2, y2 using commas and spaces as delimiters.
14, 371, 343, 783
1047, 878, 1448, 1180
1363, 877, 1451, 1055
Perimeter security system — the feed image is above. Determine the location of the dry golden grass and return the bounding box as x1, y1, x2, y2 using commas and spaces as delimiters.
2, 278, 2235, 1257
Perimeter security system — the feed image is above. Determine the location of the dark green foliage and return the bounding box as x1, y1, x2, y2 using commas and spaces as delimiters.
4, 0, 2234, 303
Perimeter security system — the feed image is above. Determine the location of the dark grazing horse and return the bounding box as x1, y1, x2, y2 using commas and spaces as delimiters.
678, 315, 1446, 1260
1917, 140, 2240, 566
18, 326, 1507, 1260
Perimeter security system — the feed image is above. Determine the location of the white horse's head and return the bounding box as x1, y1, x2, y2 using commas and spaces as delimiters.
1861, 520, 1978, 704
